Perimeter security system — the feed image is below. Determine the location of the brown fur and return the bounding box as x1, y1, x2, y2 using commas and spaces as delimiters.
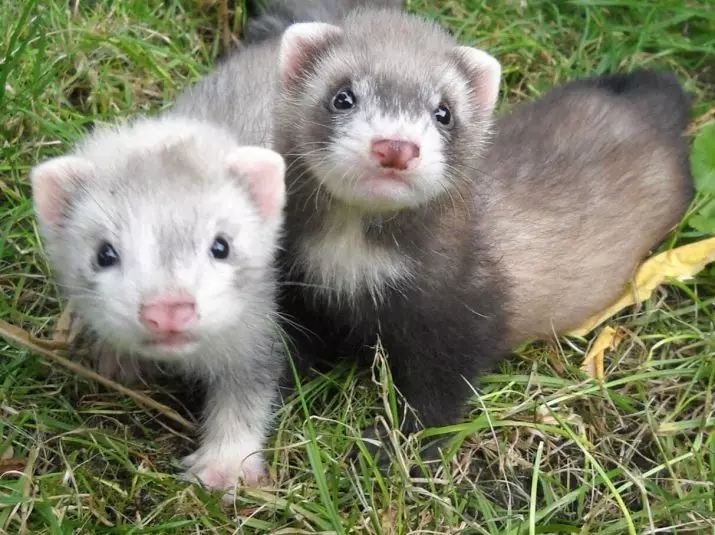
477, 74, 693, 345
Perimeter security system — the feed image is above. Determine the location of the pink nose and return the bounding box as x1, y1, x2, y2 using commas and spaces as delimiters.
140, 298, 197, 333
370, 139, 420, 170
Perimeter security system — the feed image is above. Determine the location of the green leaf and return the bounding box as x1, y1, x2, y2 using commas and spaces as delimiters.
688, 214, 715, 234
690, 122, 715, 195
688, 198, 715, 233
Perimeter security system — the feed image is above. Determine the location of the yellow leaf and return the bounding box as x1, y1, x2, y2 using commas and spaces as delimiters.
581, 326, 623, 382
568, 237, 715, 337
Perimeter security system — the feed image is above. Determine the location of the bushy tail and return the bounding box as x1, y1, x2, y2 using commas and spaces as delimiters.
243, 0, 403, 43
569, 70, 692, 136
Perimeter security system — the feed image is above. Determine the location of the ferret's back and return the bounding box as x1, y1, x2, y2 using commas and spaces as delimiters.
170, 39, 281, 149
479, 72, 693, 344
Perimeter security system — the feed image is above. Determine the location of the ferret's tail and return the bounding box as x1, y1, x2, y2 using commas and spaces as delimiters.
243, 0, 403, 43
571, 70, 692, 136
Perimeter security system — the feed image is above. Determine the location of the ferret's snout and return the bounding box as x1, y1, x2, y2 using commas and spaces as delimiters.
140, 296, 197, 333
371, 138, 420, 170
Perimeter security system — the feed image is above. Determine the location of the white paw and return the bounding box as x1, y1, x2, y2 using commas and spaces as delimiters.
181, 444, 267, 492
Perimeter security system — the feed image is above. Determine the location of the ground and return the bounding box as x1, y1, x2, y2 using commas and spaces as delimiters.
1, 0, 714, 533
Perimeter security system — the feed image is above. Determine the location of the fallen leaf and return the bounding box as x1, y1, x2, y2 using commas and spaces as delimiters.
0, 457, 27, 475
569, 237, 715, 337
1, 445, 13, 460
52, 301, 82, 345
580, 326, 624, 382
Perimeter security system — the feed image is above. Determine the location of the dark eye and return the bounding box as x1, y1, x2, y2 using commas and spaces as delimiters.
434, 104, 452, 126
331, 88, 357, 111
96, 241, 120, 268
210, 236, 230, 260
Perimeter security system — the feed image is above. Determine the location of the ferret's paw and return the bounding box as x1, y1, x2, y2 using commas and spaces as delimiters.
181, 444, 267, 493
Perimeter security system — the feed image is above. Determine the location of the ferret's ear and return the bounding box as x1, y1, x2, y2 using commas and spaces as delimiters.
452, 47, 501, 113
226, 147, 286, 221
279, 22, 343, 91
30, 156, 94, 227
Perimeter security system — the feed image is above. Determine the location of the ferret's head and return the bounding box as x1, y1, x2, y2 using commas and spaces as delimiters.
31, 118, 286, 363
274, 9, 501, 212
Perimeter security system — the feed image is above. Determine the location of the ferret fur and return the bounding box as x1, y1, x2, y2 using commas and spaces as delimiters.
272, 9, 694, 439
31, 70, 287, 494
482, 71, 693, 346
274, 8, 511, 432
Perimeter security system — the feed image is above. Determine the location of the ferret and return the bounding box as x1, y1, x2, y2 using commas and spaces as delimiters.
271, 8, 694, 446
31, 111, 287, 491
274, 8, 511, 436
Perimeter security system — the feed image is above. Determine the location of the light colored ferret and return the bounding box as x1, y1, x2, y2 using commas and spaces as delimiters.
31, 108, 286, 493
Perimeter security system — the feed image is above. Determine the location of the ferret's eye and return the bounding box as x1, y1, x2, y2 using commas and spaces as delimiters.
331, 88, 357, 111
210, 236, 230, 260
434, 104, 452, 127
96, 241, 120, 269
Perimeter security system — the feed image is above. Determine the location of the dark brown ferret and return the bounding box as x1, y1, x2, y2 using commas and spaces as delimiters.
272, 9, 694, 439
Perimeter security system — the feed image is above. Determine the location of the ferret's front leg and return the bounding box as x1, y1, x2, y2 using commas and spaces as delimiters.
366, 288, 508, 462
181, 367, 277, 491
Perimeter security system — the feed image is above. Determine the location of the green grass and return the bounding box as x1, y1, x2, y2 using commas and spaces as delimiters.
2, 0, 714, 532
